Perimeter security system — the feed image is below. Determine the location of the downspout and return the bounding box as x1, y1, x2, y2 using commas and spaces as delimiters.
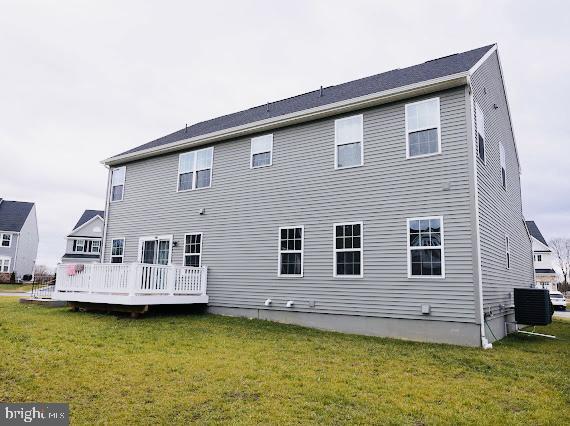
100, 166, 112, 264
466, 77, 492, 349
12, 232, 20, 279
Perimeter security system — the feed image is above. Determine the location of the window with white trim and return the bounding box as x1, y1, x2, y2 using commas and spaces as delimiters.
405, 98, 441, 158
1, 233, 11, 247
499, 142, 507, 189
475, 102, 486, 162
92, 240, 101, 253
0, 257, 10, 273
505, 235, 510, 269
537, 254, 542, 262
407, 217, 444, 277
334, 222, 363, 277
111, 166, 126, 201
184, 233, 202, 267
278, 226, 304, 276
74, 239, 85, 252
178, 147, 214, 191
251, 134, 273, 168
335, 115, 363, 168
111, 239, 125, 263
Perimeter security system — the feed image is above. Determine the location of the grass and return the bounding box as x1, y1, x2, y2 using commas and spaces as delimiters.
0, 298, 569, 425
0, 283, 33, 292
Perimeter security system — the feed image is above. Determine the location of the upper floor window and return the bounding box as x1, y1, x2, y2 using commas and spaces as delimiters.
184, 233, 202, 267
1, 233, 11, 247
73, 239, 100, 254
499, 142, 507, 189
74, 239, 85, 252
178, 147, 214, 191
335, 115, 363, 169
0, 256, 10, 273
537, 254, 542, 262
475, 102, 486, 162
92, 240, 101, 253
407, 217, 445, 278
278, 226, 304, 277
111, 239, 125, 263
334, 222, 363, 277
405, 98, 441, 158
250, 134, 273, 168
111, 167, 126, 202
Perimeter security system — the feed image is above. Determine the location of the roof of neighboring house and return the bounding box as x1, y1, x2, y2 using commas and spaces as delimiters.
0, 199, 35, 232
535, 268, 557, 275
62, 253, 101, 259
73, 210, 104, 231
114, 44, 495, 159
526, 221, 549, 246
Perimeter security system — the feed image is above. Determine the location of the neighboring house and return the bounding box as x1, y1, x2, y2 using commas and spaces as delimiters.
61, 210, 104, 264
0, 198, 39, 281
526, 220, 558, 291
56, 44, 535, 347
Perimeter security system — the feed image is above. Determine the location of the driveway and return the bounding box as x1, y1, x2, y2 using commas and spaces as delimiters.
554, 310, 570, 319
0, 292, 29, 297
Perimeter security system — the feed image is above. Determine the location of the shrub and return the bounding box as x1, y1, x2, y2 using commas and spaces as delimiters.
9, 272, 16, 284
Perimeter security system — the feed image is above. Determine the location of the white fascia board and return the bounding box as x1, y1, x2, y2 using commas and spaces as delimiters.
103, 73, 469, 166
67, 215, 105, 237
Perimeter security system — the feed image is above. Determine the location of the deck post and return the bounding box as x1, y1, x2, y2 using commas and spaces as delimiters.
167, 266, 176, 296
201, 266, 208, 295
127, 263, 139, 297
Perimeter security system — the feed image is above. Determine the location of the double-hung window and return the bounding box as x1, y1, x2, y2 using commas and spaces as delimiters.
74, 239, 85, 253
405, 98, 441, 158
335, 115, 363, 169
0, 257, 10, 273
184, 233, 202, 267
499, 142, 507, 189
333, 222, 363, 277
505, 235, 510, 269
475, 102, 486, 162
278, 226, 304, 277
178, 147, 214, 191
1, 233, 11, 247
251, 134, 273, 168
111, 166, 126, 202
407, 217, 445, 278
92, 240, 101, 253
111, 239, 124, 263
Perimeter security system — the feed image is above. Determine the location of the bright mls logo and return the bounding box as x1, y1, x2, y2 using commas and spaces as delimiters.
0, 404, 68, 425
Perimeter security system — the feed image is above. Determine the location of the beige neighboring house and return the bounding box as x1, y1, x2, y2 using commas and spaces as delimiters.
526, 221, 558, 291
61, 210, 104, 264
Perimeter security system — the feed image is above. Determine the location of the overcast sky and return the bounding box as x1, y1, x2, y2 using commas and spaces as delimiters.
1, 0, 569, 268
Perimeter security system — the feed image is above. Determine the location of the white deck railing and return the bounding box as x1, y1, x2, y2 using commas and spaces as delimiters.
53, 263, 208, 305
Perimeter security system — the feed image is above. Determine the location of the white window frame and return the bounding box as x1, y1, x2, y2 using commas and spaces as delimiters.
405, 97, 442, 159
91, 240, 101, 253
177, 147, 214, 192
183, 232, 203, 267
0, 233, 12, 248
499, 142, 507, 189
75, 239, 85, 253
406, 216, 445, 279
475, 102, 486, 164
137, 235, 173, 265
333, 221, 364, 278
334, 114, 364, 169
277, 226, 304, 278
537, 254, 542, 262
250, 134, 273, 169
0, 256, 11, 273
111, 238, 125, 263
505, 235, 510, 269
110, 166, 126, 202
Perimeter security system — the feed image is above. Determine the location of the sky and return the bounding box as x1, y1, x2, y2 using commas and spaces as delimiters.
1, 0, 569, 268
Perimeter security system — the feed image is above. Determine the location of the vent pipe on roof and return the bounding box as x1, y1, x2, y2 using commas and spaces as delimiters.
266, 102, 269, 112
319, 86, 323, 97
185, 124, 188, 133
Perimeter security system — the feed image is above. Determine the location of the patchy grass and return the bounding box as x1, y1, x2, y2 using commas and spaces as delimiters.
0, 283, 33, 292
0, 298, 569, 425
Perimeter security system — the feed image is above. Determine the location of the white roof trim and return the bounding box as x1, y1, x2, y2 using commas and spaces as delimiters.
103, 72, 470, 166
68, 214, 104, 237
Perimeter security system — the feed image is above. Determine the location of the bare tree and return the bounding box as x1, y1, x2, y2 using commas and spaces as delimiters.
33, 264, 55, 284
550, 238, 570, 288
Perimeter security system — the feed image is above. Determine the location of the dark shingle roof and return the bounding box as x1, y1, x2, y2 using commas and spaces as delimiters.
535, 268, 556, 274
0, 200, 34, 232
73, 210, 104, 231
118, 44, 494, 157
62, 253, 101, 260
526, 221, 549, 246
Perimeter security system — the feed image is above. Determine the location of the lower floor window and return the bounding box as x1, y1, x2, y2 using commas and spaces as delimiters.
408, 217, 444, 277
334, 222, 363, 277
111, 239, 124, 263
184, 233, 202, 267
0, 257, 10, 273
279, 226, 303, 276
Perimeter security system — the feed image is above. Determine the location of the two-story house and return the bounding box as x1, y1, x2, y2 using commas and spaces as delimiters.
0, 198, 39, 281
526, 220, 558, 291
54, 44, 534, 347
61, 210, 104, 264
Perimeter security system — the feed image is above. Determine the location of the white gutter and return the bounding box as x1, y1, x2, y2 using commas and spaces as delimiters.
103, 72, 470, 166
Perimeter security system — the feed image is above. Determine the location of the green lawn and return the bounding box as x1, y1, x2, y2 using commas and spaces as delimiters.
0, 298, 568, 425
0, 283, 33, 292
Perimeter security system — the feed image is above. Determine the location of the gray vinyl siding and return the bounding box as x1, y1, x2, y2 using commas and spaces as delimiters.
104, 87, 478, 323
0, 233, 18, 274
470, 52, 534, 312
1, 206, 39, 278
